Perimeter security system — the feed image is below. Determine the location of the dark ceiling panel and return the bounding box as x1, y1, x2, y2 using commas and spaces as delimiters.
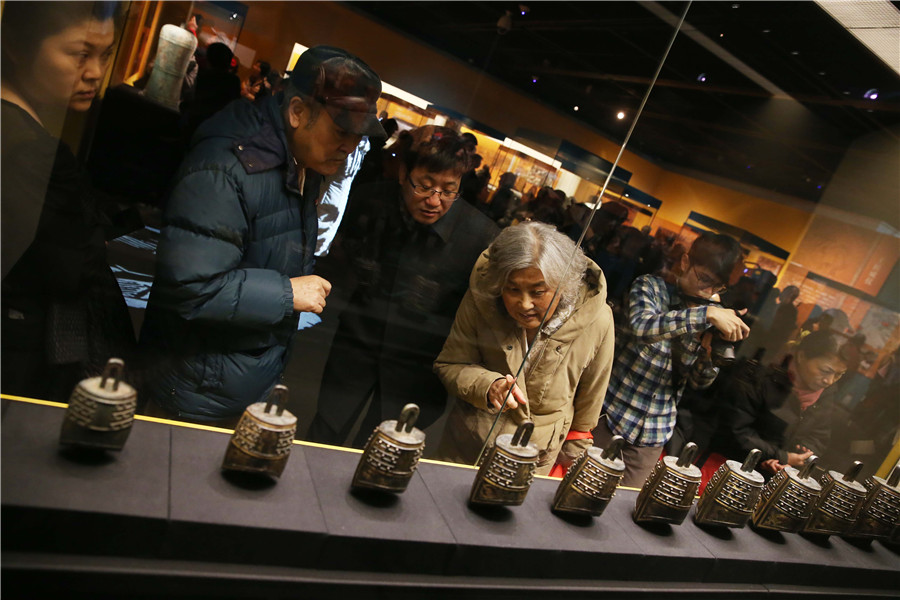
347, 1, 900, 204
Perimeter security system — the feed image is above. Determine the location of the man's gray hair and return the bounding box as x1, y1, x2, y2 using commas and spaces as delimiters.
476, 221, 588, 307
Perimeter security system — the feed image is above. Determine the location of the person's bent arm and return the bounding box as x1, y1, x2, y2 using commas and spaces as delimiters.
627, 275, 708, 341
434, 290, 522, 411
153, 167, 300, 329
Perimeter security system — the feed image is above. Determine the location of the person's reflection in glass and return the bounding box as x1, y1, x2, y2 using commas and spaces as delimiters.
711, 330, 860, 477
433, 222, 615, 476
1, 2, 138, 402
596, 232, 749, 487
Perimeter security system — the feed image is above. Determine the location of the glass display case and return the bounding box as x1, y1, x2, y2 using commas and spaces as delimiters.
3, 3, 899, 594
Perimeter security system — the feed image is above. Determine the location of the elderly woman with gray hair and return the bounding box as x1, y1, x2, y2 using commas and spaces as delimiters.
434, 221, 615, 475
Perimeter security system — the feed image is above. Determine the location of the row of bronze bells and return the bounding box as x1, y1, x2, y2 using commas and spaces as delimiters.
631, 441, 900, 544
59, 364, 900, 543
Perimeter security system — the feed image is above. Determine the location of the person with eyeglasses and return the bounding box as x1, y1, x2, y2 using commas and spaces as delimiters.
594, 231, 750, 487
709, 329, 860, 478
306, 125, 499, 447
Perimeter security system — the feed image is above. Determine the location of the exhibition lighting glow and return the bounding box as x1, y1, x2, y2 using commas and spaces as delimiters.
617, 111, 626, 119
502, 138, 562, 169
816, 0, 900, 76
864, 88, 879, 100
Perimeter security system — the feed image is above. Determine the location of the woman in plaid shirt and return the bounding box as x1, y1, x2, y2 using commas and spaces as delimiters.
595, 232, 749, 487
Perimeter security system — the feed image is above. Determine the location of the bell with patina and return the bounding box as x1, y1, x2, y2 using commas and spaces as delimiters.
222, 384, 296, 479
751, 456, 822, 532
803, 461, 867, 537
845, 464, 900, 541
60, 358, 137, 451
552, 435, 626, 517
352, 403, 426, 493
469, 421, 539, 507
633, 442, 701, 525
694, 449, 765, 528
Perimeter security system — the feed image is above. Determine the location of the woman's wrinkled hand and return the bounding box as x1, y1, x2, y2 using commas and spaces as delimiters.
486, 374, 526, 413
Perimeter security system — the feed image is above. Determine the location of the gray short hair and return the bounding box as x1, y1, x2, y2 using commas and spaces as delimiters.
476, 221, 588, 306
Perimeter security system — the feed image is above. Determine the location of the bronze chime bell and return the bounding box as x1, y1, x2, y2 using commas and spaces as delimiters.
694, 449, 765, 528
59, 358, 137, 451
803, 461, 868, 537
633, 442, 702, 525
552, 435, 626, 517
469, 421, 539, 507
222, 384, 296, 479
751, 455, 822, 533
846, 464, 900, 542
351, 403, 426, 493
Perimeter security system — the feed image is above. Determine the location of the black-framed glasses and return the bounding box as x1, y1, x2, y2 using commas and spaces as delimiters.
406, 175, 460, 201
690, 265, 727, 294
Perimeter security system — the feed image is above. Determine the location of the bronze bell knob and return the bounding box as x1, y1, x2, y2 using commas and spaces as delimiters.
469, 421, 539, 507
59, 358, 138, 451
552, 435, 626, 517
694, 449, 765, 528
222, 384, 297, 479
351, 403, 426, 494
633, 442, 702, 525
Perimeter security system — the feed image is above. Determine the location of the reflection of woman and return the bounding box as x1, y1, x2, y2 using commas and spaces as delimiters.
1, 2, 136, 401
434, 222, 615, 475
714, 330, 860, 476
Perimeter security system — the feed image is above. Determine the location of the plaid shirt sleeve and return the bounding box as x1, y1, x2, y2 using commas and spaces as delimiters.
604, 275, 708, 447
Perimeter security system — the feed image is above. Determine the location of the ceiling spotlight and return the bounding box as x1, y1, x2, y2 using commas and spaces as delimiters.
616, 111, 625, 120
719, 33, 724, 38
531, 76, 538, 83
864, 88, 879, 100
762, 29, 771, 34
819, 71, 826, 76
519, 4, 530, 16
573, 106, 579, 111
731, 3, 740, 8
697, 73, 707, 83
791, 50, 800, 56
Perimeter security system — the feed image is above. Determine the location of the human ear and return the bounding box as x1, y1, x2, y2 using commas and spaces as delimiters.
287, 96, 307, 129
680, 253, 691, 274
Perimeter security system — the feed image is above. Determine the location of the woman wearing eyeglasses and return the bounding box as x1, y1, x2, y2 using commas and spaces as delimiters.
597, 231, 750, 487
433, 221, 615, 475
711, 329, 860, 477
307, 126, 499, 447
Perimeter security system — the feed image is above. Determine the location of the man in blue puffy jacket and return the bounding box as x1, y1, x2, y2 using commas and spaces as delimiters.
140, 47, 385, 422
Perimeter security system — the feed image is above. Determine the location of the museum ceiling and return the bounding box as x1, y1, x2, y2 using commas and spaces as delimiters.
347, 1, 900, 205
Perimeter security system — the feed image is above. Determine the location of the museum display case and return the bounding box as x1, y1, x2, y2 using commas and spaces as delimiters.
2, 1, 899, 597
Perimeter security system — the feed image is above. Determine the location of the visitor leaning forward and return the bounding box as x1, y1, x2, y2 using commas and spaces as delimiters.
140, 46, 385, 422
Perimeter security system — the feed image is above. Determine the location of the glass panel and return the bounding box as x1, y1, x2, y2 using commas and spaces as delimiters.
4, 1, 898, 494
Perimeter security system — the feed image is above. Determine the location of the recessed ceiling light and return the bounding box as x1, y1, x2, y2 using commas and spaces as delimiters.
719, 33, 725, 38
616, 111, 626, 119
819, 71, 827, 76
864, 88, 879, 99
697, 73, 707, 82
732, 3, 740, 8
573, 106, 579, 111
531, 76, 538, 83
762, 28, 771, 33
791, 50, 800, 55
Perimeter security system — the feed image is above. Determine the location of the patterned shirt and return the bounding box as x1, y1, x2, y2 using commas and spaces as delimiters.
604, 274, 709, 446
